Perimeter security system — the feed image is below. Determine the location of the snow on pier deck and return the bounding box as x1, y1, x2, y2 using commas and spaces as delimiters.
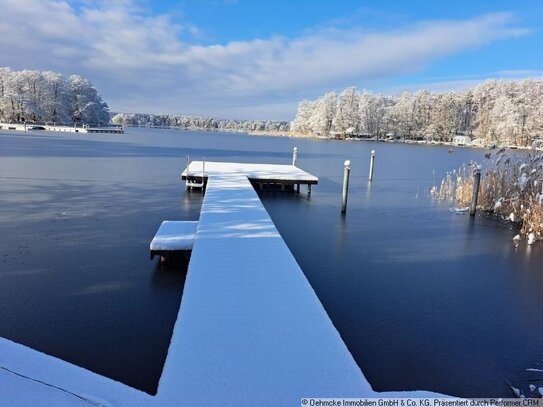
0, 160, 442, 405
182, 160, 319, 190
158, 161, 373, 405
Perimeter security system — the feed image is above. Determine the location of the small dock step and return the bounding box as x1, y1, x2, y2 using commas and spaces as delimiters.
184, 157, 207, 190
150, 221, 198, 260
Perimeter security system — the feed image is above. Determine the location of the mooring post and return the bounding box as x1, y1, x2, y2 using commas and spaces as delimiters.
369, 150, 375, 181
341, 160, 351, 213
292, 147, 298, 166
469, 165, 482, 216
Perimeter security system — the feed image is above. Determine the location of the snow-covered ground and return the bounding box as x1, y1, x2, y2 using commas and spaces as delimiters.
1, 161, 443, 405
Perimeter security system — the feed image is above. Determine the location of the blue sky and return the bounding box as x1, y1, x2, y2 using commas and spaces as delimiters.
0, 0, 541, 119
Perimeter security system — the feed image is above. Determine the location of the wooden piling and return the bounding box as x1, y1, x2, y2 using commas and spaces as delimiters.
341, 160, 351, 213
292, 147, 298, 167
369, 150, 375, 181
470, 165, 482, 216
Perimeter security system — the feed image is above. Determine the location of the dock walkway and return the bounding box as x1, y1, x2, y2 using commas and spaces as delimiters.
158, 161, 371, 405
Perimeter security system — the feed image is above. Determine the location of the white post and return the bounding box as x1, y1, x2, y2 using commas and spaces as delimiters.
369, 150, 375, 181
292, 147, 298, 166
341, 160, 351, 213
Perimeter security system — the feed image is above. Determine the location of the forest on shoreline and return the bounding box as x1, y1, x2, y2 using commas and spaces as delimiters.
291, 80, 543, 147
2, 67, 541, 148
110, 113, 290, 134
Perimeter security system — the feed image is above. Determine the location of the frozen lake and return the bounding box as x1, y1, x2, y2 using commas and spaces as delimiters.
0, 127, 542, 397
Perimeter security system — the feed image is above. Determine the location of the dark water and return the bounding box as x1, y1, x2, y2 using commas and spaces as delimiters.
0, 128, 542, 397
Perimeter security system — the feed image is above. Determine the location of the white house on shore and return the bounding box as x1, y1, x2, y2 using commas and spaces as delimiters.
452, 135, 472, 146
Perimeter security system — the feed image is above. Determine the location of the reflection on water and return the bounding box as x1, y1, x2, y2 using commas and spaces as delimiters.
1, 128, 542, 396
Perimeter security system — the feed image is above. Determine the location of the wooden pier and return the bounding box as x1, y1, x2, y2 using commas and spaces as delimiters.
158, 161, 373, 405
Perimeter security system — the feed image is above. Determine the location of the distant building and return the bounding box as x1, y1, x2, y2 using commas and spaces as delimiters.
452, 135, 472, 146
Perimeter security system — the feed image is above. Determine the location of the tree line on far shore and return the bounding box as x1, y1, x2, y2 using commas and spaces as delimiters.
111, 113, 290, 133
291, 80, 543, 146
0, 68, 110, 125
3, 66, 542, 147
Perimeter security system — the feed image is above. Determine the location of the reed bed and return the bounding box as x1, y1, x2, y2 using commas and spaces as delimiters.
433, 150, 543, 243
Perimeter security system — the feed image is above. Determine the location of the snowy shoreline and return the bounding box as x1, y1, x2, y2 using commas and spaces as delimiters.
115, 124, 543, 151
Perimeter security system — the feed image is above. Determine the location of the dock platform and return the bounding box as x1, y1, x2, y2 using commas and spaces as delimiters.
182, 160, 318, 192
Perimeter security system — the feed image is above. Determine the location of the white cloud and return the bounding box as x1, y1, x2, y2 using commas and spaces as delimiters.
0, 1, 531, 119
384, 70, 543, 96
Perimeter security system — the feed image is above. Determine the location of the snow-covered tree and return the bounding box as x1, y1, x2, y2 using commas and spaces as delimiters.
412, 89, 432, 138
291, 79, 543, 146
332, 87, 359, 137
66, 75, 109, 125
0, 68, 109, 125
309, 92, 337, 136
291, 100, 316, 134
385, 91, 414, 138
358, 91, 387, 137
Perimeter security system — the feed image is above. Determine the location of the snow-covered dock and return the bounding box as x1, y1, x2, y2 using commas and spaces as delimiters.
0, 160, 443, 405
0, 123, 124, 133
150, 220, 198, 260
182, 160, 319, 192
157, 161, 375, 405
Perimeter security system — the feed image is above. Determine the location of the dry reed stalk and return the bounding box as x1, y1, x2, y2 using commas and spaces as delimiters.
434, 151, 543, 243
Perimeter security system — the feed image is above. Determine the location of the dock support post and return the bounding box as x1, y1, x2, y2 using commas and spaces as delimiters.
292, 147, 298, 167
202, 157, 206, 191
186, 156, 191, 190
296, 183, 300, 194
470, 165, 482, 216
341, 160, 351, 213
368, 150, 375, 181
308, 184, 312, 194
